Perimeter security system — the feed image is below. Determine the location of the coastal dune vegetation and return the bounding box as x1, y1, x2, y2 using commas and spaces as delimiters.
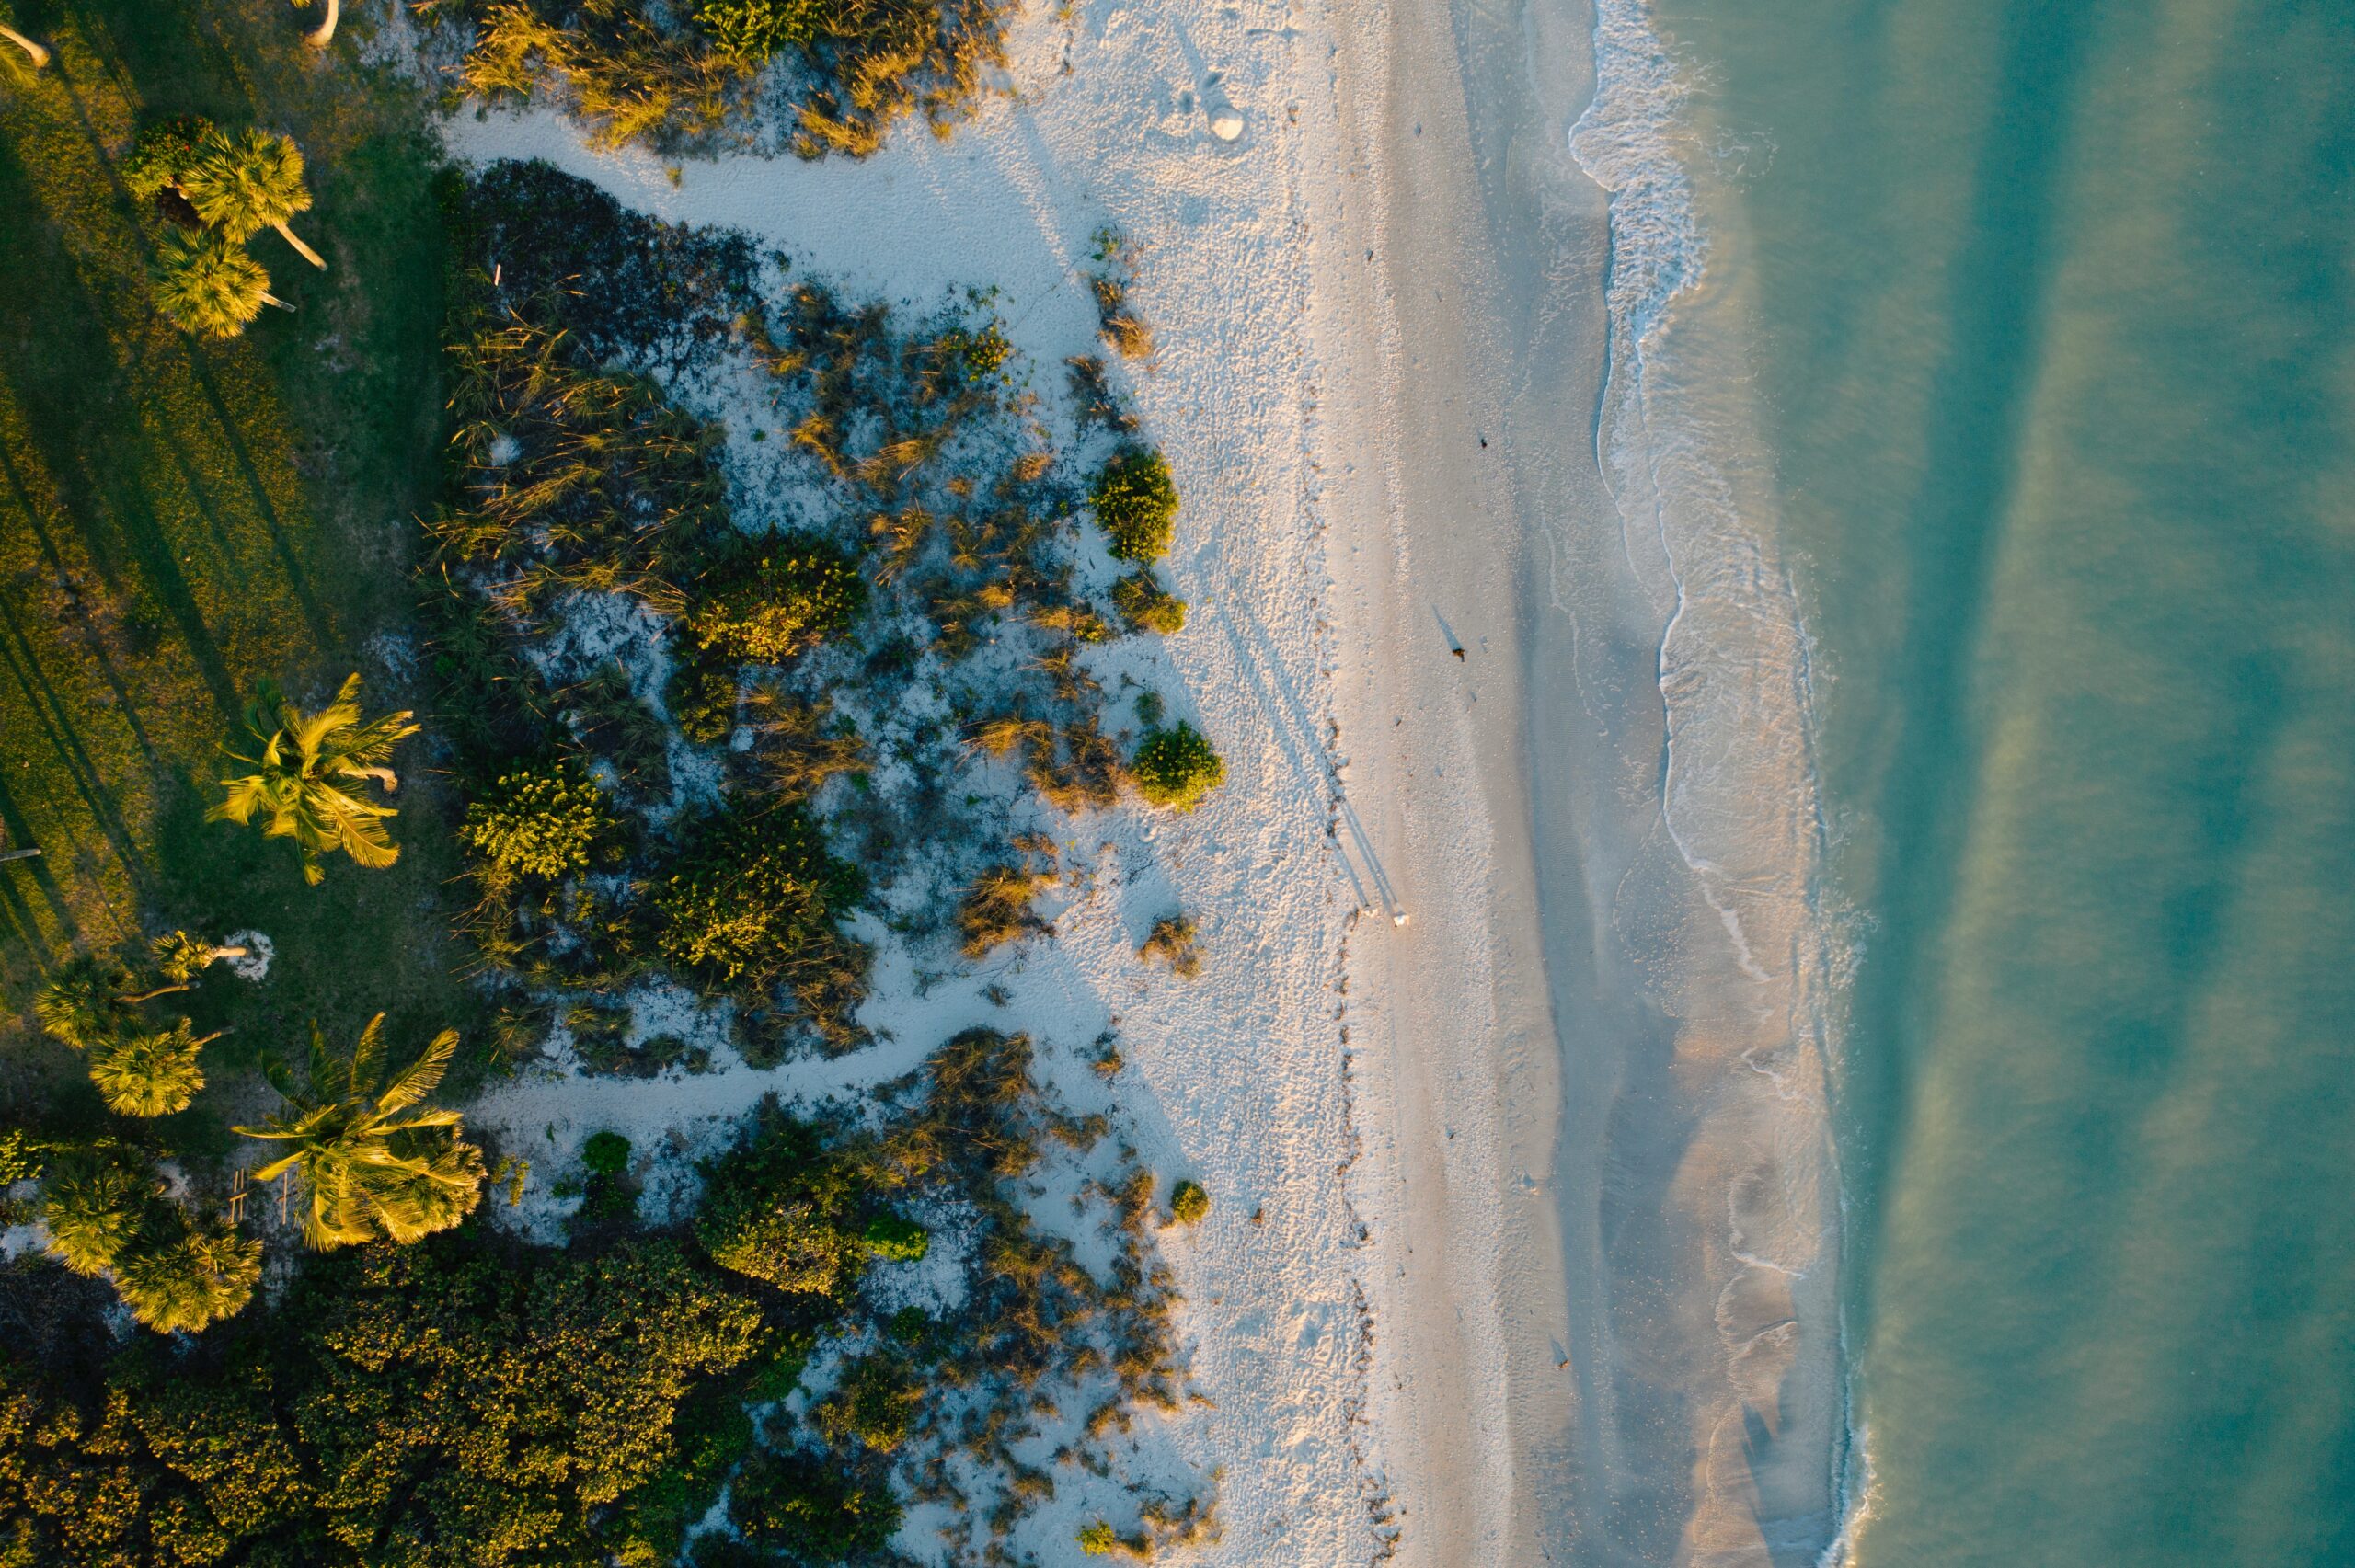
3, 2, 1232, 1560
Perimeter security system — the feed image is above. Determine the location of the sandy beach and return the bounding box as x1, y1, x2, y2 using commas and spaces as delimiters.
434, 0, 1845, 1560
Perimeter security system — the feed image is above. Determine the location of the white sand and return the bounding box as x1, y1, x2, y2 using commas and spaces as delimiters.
436, 0, 1846, 1560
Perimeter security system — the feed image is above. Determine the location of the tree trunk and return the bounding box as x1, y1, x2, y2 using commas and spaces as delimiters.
275, 222, 327, 270
215, 944, 249, 960
119, 982, 192, 1005
0, 24, 48, 68
260, 292, 296, 313
304, 0, 338, 48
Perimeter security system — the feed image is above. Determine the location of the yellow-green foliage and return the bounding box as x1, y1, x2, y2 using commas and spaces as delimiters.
1110, 568, 1187, 635
1137, 913, 1201, 979
1168, 1178, 1210, 1227
1089, 444, 1180, 563
683, 543, 866, 664
1132, 720, 1223, 811
651, 806, 859, 993
461, 760, 614, 879
0, 1238, 766, 1565
86, 1020, 215, 1117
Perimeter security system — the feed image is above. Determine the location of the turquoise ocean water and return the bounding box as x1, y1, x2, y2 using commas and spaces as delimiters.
1603, 1, 2355, 1560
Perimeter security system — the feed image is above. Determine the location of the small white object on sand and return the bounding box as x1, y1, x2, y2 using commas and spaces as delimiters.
1392, 911, 1409, 928
1210, 108, 1245, 143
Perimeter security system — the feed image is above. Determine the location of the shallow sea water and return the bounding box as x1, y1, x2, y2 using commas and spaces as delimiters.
1624, 1, 2355, 1560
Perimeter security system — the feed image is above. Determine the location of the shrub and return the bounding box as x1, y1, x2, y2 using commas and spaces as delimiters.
651, 806, 860, 993
862, 1213, 928, 1263
1078, 1519, 1121, 1555
583, 1129, 634, 1176
1110, 569, 1187, 635
684, 540, 865, 664
695, 1112, 864, 1296
1169, 1179, 1210, 1227
1132, 721, 1223, 811
667, 650, 741, 745
820, 1356, 918, 1454
0, 1127, 42, 1185
727, 1447, 901, 1559
1089, 445, 1179, 563
1138, 914, 1201, 979
121, 114, 215, 200
462, 760, 614, 878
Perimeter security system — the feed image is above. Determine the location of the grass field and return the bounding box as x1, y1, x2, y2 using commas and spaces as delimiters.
0, 0, 480, 1123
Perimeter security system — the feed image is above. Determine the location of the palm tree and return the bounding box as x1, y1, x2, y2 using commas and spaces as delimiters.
41, 1149, 155, 1276
113, 1212, 262, 1333
235, 1015, 486, 1249
88, 1020, 221, 1117
34, 956, 144, 1050
0, 23, 47, 68
151, 929, 253, 985
297, 0, 339, 49
209, 674, 419, 885
152, 228, 286, 340
182, 127, 327, 270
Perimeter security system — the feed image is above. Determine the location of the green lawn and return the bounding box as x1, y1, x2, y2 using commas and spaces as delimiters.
0, 0, 479, 1121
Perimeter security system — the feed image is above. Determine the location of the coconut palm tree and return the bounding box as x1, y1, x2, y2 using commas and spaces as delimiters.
88, 1020, 221, 1118
0, 22, 48, 68
41, 1149, 155, 1276
151, 929, 254, 985
182, 127, 327, 269
113, 1212, 261, 1333
234, 1015, 486, 1249
152, 228, 286, 340
209, 674, 419, 885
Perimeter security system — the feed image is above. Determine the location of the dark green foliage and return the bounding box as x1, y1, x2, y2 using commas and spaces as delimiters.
1110, 568, 1187, 635
725, 1447, 902, 1559
563, 665, 672, 799
1132, 720, 1224, 811
683, 538, 867, 664
582, 1129, 633, 1175
454, 161, 760, 367
818, 1354, 919, 1454
1089, 444, 1179, 563
666, 649, 741, 745
652, 805, 865, 1005
461, 759, 615, 879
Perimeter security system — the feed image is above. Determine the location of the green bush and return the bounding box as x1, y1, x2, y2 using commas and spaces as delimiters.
121, 114, 215, 200
584, 1129, 634, 1175
1089, 445, 1179, 563
1110, 568, 1187, 635
684, 540, 865, 664
667, 651, 741, 744
862, 1213, 929, 1263
1169, 1179, 1211, 1227
726, 1446, 901, 1559
651, 805, 860, 992
695, 1111, 866, 1296
1078, 1519, 1121, 1555
462, 760, 614, 879
1132, 720, 1224, 811
821, 1355, 918, 1454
